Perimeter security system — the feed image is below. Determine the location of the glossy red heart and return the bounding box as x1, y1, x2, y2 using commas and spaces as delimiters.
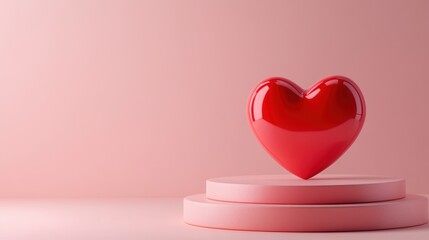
248, 76, 365, 179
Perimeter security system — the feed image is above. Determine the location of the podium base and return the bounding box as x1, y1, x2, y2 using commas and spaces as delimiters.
184, 194, 428, 232
184, 174, 428, 232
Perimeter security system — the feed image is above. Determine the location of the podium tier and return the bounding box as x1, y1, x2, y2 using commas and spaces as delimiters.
184, 194, 428, 232
206, 174, 405, 204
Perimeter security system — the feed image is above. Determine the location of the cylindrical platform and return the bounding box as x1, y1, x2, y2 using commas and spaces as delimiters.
184, 194, 428, 232
206, 174, 405, 204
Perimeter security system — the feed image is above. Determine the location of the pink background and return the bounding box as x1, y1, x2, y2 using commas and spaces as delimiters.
0, 0, 428, 197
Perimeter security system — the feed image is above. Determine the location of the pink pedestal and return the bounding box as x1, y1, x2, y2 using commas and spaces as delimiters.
183, 174, 428, 232
184, 194, 428, 232
206, 174, 405, 204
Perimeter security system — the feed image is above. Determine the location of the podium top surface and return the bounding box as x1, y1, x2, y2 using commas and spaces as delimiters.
208, 174, 405, 186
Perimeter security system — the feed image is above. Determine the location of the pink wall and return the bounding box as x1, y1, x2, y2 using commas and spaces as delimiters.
0, 0, 428, 197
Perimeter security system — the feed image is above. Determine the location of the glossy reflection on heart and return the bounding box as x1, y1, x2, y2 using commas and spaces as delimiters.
247, 76, 366, 179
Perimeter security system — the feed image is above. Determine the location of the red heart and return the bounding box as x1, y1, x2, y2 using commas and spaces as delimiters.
248, 76, 365, 179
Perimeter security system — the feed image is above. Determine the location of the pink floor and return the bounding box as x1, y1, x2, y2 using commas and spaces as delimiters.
1, 197, 428, 240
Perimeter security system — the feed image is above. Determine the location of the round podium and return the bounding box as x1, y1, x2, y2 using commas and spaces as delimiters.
206, 174, 405, 204
183, 174, 428, 232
